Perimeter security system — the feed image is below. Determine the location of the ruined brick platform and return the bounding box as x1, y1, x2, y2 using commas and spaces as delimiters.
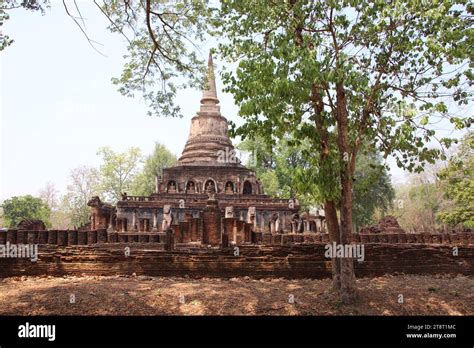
1, 229, 473, 247
0, 243, 472, 279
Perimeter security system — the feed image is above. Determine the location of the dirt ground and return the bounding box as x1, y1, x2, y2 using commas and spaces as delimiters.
0, 274, 472, 315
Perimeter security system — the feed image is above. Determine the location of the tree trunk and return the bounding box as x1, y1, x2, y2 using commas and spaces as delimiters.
335, 82, 359, 304
310, 84, 342, 292
324, 200, 341, 291
339, 178, 359, 304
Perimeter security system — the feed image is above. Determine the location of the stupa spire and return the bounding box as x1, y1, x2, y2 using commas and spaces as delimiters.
177, 53, 240, 166
199, 52, 220, 114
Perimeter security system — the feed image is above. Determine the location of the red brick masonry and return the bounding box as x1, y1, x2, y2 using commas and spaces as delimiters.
0, 229, 472, 279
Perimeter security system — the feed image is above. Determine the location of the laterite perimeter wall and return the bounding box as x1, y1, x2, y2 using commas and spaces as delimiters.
1, 229, 473, 246
0, 244, 472, 279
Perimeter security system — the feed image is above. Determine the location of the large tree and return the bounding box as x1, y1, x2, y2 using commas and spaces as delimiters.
39, 182, 72, 229
240, 136, 395, 228
97, 146, 143, 202
217, 0, 473, 303
38, 181, 59, 209
238, 136, 317, 207
1, 195, 51, 228
95, 0, 210, 117
352, 150, 395, 229
63, 166, 101, 228
437, 132, 474, 229
130, 142, 177, 196
3, 1, 210, 118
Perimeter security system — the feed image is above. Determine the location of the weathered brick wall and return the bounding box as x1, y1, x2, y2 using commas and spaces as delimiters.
0, 229, 472, 247
1, 227, 472, 278
202, 200, 222, 246
0, 244, 472, 279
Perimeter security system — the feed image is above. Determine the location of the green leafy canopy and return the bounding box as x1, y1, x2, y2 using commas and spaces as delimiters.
1, 195, 51, 228
217, 0, 473, 188
100, 0, 212, 117
437, 132, 474, 228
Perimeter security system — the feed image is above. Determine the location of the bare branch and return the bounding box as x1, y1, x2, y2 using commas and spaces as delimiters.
62, 0, 107, 57
93, 0, 131, 45
74, 0, 86, 29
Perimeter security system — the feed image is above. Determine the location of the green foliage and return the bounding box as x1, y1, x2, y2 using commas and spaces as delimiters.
1, 195, 51, 228
101, 0, 211, 117
44, 143, 176, 227
130, 142, 177, 196
217, 0, 472, 178
241, 136, 395, 223
390, 135, 473, 232
437, 132, 474, 228
3, 1, 210, 115
97, 147, 143, 203
238, 135, 323, 210
352, 151, 395, 228
216, 0, 473, 254
0, 0, 49, 51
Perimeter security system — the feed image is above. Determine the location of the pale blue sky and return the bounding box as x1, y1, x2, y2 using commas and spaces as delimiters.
1, 1, 467, 200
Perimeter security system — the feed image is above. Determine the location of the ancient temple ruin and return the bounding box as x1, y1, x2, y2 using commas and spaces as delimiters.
88, 53, 326, 246
2, 54, 472, 279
